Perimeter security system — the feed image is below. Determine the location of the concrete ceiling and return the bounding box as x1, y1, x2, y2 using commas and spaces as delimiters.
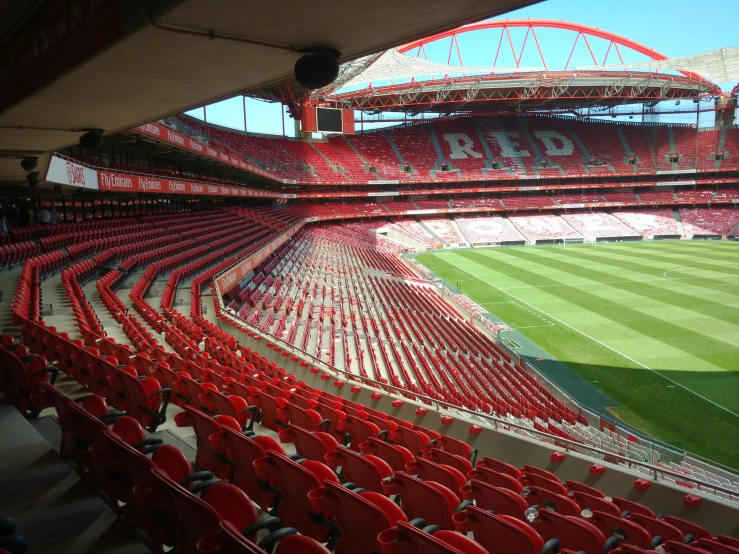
0, 0, 539, 185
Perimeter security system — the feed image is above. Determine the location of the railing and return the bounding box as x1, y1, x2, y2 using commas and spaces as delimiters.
210, 232, 739, 499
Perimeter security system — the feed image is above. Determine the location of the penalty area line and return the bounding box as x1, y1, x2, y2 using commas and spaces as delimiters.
447, 263, 739, 419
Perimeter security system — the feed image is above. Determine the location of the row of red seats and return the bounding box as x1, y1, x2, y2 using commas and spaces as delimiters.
5, 211, 738, 554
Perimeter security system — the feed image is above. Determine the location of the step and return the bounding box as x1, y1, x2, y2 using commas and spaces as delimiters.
0, 402, 150, 554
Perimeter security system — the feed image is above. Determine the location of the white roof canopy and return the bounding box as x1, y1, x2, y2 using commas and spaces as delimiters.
580, 46, 739, 83
341, 48, 542, 88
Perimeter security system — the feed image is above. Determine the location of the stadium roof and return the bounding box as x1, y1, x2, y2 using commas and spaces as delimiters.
0, 0, 540, 186
588, 46, 739, 84
303, 20, 724, 116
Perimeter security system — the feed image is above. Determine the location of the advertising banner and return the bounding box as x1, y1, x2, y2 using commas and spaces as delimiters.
46, 156, 99, 190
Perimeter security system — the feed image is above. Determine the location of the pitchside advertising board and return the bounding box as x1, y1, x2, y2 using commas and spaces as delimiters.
46, 156, 99, 190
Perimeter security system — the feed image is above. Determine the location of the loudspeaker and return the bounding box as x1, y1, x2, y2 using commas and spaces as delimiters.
294, 49, 341, 90
80, 129, 104, 151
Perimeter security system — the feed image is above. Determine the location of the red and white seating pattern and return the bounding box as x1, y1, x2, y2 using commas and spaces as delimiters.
5, 204, 739, 554
508, 214, 582, 241
456, 216, 525, 244
423, 218, 466, 245
560, 212, 640, 238
680, 207, 739, 235
167, 115, 739, 184
613, 209, 680, 236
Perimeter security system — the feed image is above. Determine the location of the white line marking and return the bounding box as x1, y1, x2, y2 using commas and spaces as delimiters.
437, 255, 739, 419
510, 323, 556, 330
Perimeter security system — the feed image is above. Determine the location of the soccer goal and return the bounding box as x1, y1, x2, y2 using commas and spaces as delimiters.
562, 237, 596, 248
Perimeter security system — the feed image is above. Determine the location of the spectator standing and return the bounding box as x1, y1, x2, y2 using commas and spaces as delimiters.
49, 204, 59, 225
38, 205, 51, 224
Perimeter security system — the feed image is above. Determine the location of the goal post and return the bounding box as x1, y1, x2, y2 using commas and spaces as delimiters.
562, 237, 596, 248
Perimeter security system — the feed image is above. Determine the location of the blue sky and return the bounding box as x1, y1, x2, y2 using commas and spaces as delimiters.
185, 0, 737, 135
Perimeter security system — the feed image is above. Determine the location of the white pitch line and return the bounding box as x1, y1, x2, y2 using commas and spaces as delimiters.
510, 323, 555, 329
438, 256, 739, 419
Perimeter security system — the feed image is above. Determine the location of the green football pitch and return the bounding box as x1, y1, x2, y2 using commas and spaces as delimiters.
415, 241, 739, 469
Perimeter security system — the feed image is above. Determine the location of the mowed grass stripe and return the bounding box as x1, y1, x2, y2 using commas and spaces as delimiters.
446, 250, 739, 394
562, 244, 739, 295
556, 244, 739, 289
498, 247, 739, 329
595, 242, 739, 277
417, 251, 739, 467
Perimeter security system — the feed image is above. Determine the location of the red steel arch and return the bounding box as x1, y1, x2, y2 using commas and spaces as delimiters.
397, 19, 706, 82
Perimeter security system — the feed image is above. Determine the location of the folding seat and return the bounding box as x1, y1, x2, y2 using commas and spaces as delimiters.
381, 472, 467, 529
278, 424, 338, 463
658, 542, 708, 554
339, 412, 381, 450
423, 447, 474, 475
585, 511, 653, 549
88, 355, 120, 399
623, 513, 684, 544
525, 507, 607, 554
210, 424, 289, 509
359, 437, 414, 472
179, 373, 219, 412
405, 457, 466, 497
0, 345, 58, 417
521, 485, 582, 516
657, 517, 711, 542
151, 362, 188, 407
377, 521, 490, 554
246, 387, 291, 432
202, 389, 254, 431
569, 490, 623, 517
253, 451, 340, 541
325, 445, 393, 493
521, 471, 569, 495
612, 497, 655, 518
716, 537, 739, 550
176, 406, 241, 477
308, 480, 408, 554
477, 456, 522, 479
133, 467, 274, 554
114, 368, 171, 432
695, 538, 739, 554
461, 478, 528, 518
468, 463, 523, 493
88, 429, 189, 514
195, 520, 331, 554
454, 505, 555, 554
563, 480, 605, 498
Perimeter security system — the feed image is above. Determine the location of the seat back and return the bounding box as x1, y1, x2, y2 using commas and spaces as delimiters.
326, 446, 393, 493
534, 509, 606, 554
360, 437, 414, 472
589, 511, 653, 549
196, 521, 331, 554
378, 521, 490, 554
382, 472, 460, 529
468, 464, 523, 493
253, 451, 339, 541
453, 506, 544, 554
308, 481, 407, 554
406, 456, 466, 497
278, 424, 337, 463
424, 447, 474, 475
460, 479, 529, 518
213, 425, 283, 509
134, 467, 258, 554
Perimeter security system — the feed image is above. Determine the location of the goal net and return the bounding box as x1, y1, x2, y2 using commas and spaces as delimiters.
562, 237, 596, 248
